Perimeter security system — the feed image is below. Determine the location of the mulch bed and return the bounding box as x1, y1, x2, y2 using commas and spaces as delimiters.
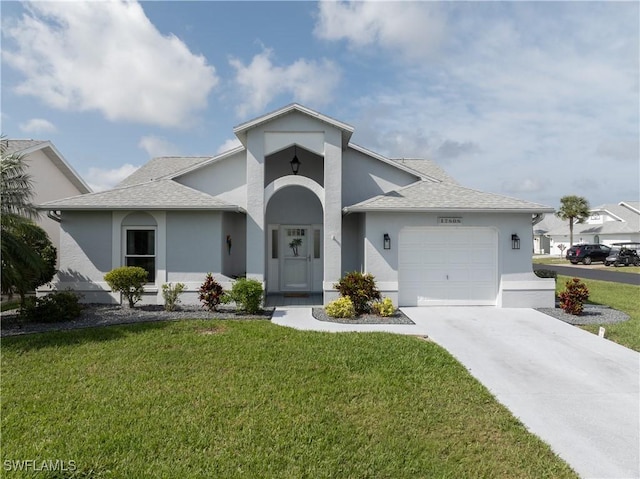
311, 307, 414, 325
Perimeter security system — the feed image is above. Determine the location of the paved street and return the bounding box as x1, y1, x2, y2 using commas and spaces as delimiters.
533, 263, 640, 285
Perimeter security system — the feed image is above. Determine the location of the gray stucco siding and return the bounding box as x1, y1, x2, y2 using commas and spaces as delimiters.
176, 152, 247, 209
166, 211, 223, 284
57, 211, 112, 282
342, 148, 420, 207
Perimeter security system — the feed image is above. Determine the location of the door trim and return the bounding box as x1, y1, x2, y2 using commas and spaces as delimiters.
280, 225, 312, 292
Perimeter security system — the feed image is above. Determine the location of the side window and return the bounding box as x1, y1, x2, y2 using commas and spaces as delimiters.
125, 229, 156, 282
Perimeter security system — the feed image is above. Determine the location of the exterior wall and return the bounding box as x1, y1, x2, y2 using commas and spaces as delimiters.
49, 211, 115, 303
342, 213, 365, 275
342, 148, 419, 207
363, 212, 554, 308
243, 110, 344, 301
26, 149, 89, 263
176, 152, 247, 209
222, 212, 246, 279
166, 211, 222, 285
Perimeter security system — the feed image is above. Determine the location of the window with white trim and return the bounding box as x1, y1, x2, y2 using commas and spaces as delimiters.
125, 228, 156, 282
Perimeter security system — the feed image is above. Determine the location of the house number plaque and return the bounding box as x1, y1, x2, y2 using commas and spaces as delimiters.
438, 217, 462, 225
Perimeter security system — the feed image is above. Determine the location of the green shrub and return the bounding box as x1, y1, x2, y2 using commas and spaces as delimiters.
104, 266, 148, 308
334, 271, 381, 315
372, 297, 395, 317
223, 278, 263, 314
558, 278, 590, 315
325, 296, 356, 318
19, 290, 83, 323
199, 273, 225, 311
162, 282, 185, 311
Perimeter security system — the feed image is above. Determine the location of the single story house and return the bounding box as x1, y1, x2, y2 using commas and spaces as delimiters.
4, 139, 92, 263
41, 104, 555, 308
541, 202, 640, 254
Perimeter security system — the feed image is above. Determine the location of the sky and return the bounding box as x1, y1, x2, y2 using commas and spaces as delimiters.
1, 0, 638, 209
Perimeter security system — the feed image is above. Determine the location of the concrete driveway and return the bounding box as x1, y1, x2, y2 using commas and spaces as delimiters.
402, 307, 640, 479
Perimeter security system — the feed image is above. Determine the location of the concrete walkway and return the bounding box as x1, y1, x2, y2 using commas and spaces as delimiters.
272, 307, 640, 479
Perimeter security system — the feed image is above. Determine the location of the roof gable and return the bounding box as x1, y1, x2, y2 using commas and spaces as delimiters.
233, 103, 354, 148
5, 139, 91, 194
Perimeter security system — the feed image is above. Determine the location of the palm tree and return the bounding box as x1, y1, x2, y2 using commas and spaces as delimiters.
555, 195, 590, 247
0, 141, 53, 302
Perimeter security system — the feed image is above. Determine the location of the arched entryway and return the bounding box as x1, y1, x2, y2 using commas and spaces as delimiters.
265, 185, 323, 293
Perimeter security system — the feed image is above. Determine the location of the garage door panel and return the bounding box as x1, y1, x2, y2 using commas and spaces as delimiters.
399, 227, 497, 307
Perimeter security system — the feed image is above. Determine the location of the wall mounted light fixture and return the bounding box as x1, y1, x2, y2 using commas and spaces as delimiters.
511, 234, 521, 250
290, 145, 301, 175
383, 233, 391, 250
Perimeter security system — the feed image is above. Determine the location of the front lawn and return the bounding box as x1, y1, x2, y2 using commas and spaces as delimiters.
557, 275, 640, 351
533, 256, 568, 265
1, 321, 576, 478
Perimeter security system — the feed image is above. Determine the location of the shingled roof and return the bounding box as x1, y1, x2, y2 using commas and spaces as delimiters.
40, 179, 243, 211
392, 159, 458, 184
118, 156, 211, 187
344, 180, 553, 213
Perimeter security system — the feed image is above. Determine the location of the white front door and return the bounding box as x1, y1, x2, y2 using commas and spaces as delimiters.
280, 226, 311, 291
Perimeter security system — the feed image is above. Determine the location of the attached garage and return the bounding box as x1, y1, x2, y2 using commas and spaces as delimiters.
398, 227, 498, 306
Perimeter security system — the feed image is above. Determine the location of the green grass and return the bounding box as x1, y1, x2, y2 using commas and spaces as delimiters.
1, 320, 576, 478
533, 256, 568, 265
557, 275, 640, 351
1, 300, 20, 312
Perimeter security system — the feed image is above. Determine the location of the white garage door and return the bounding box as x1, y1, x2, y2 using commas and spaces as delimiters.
398, 227, 498, 306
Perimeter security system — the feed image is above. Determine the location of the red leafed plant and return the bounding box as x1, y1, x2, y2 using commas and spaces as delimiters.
558, 278, 590, 315
199, 273, 224, 311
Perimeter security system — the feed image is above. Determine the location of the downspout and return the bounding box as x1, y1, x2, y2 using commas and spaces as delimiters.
47, 210, 62, 223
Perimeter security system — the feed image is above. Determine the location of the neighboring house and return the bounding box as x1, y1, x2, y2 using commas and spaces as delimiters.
532, 214, 565, 255
4, 140, 92, 262
543, 202, 640, 254
40, 104, 554, 307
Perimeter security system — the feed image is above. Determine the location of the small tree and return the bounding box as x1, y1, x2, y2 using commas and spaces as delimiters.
0, 140, 52, 306
1, 221, 57, 306
199, 273, 224, 311
558, 278, 590, 315
334, 272, 381, 315
104, 266, 148, 308
556, 196, 590, 247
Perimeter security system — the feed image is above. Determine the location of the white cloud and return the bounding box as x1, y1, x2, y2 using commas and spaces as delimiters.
230, 49, 340, 117
19, 118, 56, 134
314, 1, 444, 61
502, 178, 543, 194
85, 164, 140, 192
216, 138, 242, 155
2, 1, 218, 127
345, 2, 638, 207
138, 135, 180, 158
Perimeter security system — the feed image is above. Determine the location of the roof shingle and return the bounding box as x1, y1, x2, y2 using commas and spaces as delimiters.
345, 181, 553, 213
40, 179, 242, 211
118, 156, 211, 187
